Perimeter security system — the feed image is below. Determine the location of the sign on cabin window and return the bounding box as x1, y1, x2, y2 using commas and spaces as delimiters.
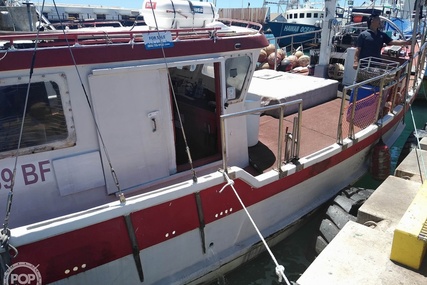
225, 56, 251, 102
0, 81, 69, 153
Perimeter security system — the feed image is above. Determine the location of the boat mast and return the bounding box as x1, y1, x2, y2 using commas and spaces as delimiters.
262, 0, 287, 13
314, 0, 338, 78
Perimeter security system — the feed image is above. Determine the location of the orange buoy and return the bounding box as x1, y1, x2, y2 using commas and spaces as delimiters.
370, 138, 391, 180
353, 15, 363, 23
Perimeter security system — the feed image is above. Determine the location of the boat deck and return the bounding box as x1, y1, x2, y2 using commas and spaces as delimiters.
248, 98, 343, 174
244, 69, 350, 175
245, 63, 416, 175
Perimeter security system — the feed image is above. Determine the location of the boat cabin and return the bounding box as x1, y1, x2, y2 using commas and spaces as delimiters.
0, 25, 263, 228
285, 8, 323, 26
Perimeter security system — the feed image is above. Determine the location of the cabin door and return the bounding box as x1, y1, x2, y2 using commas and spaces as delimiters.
89, 66, 176, 194
168, 63, 222, 172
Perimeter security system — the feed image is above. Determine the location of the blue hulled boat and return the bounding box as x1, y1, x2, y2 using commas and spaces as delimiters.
267, 1, 323, 48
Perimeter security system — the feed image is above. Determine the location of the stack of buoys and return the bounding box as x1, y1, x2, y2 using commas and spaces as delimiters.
257, 44, 284, 70
257, 45, 311, 73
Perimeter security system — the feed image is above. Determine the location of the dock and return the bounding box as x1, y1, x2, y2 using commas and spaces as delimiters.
297, 138, 427, 285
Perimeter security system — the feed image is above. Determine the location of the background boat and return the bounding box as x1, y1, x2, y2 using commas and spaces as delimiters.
266, 0, 323, 48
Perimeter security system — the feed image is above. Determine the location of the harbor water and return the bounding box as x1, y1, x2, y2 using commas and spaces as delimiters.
210, 91, 427, 284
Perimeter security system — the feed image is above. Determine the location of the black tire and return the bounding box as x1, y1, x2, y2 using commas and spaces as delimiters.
314, 187, 375, 255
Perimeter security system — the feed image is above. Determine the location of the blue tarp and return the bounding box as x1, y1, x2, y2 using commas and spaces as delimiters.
384, 17, 424, 39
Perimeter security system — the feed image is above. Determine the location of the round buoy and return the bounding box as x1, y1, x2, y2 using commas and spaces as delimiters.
258, 49, 267, 63
353, 15, 363, 23
294, 50, 304, 58
278, 59, 293, 72
260, 62, 271, 69
268, 52, 281, 67
287, 55, 298, 68
276, 48, 285, 59
370, 138, 391, 180
264, 44, 276, 56
298, 55, 310, 67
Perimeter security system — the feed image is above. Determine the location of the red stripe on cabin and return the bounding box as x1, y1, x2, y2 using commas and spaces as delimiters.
0, 36, 268, 72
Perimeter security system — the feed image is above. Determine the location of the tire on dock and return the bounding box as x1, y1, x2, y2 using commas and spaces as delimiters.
314, 187, 375, 255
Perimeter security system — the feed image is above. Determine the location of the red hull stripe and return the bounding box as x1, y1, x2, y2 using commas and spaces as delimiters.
14, 216, 131, 283
12, 108, 403, 283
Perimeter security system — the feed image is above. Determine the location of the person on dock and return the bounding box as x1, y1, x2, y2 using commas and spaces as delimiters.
353, 13, 411, 70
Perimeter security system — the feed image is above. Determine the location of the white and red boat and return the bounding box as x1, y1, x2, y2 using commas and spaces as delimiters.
0, 0, 426, 284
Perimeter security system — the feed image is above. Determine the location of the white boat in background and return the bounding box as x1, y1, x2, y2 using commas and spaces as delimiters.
266, 0, 323, 48
0, 0, 141, 30
37, 3, 139, 21
0, 0, 426, 284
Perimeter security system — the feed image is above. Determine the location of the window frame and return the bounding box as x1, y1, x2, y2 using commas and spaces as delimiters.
0, 73, 75, 158
223, 54, 253, 104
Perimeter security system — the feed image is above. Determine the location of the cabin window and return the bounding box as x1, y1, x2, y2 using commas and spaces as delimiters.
300, 13, 305, 18
307, 13, 312, 18
0, 81, 68, 153
314, 13, 319, 18
92, 22, 122, 28
293, 13, 298, 19
96, 14, 106, 20
68, 13, 79, 20
169, 64, 216, 100
225, 56, 251, 101
288, 14, 292, 19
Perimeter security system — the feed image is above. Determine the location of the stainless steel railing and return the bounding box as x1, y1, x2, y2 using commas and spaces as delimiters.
220, 99, 303, 173
337, 40, 427, 144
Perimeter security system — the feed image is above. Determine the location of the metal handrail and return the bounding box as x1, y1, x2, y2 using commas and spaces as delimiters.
273, 29, 322, 43
338, 63, 405, 143
220, 99, 303, 173
273, 29, 321, 52
336, 39, 427, 144
270, 29, 322, 69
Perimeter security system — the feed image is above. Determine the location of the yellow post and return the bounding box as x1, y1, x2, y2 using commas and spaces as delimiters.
390, 182, 427, 269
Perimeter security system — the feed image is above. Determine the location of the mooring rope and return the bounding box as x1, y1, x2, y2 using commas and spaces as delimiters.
409, 106, 427, 184
220, 171, 290, 285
